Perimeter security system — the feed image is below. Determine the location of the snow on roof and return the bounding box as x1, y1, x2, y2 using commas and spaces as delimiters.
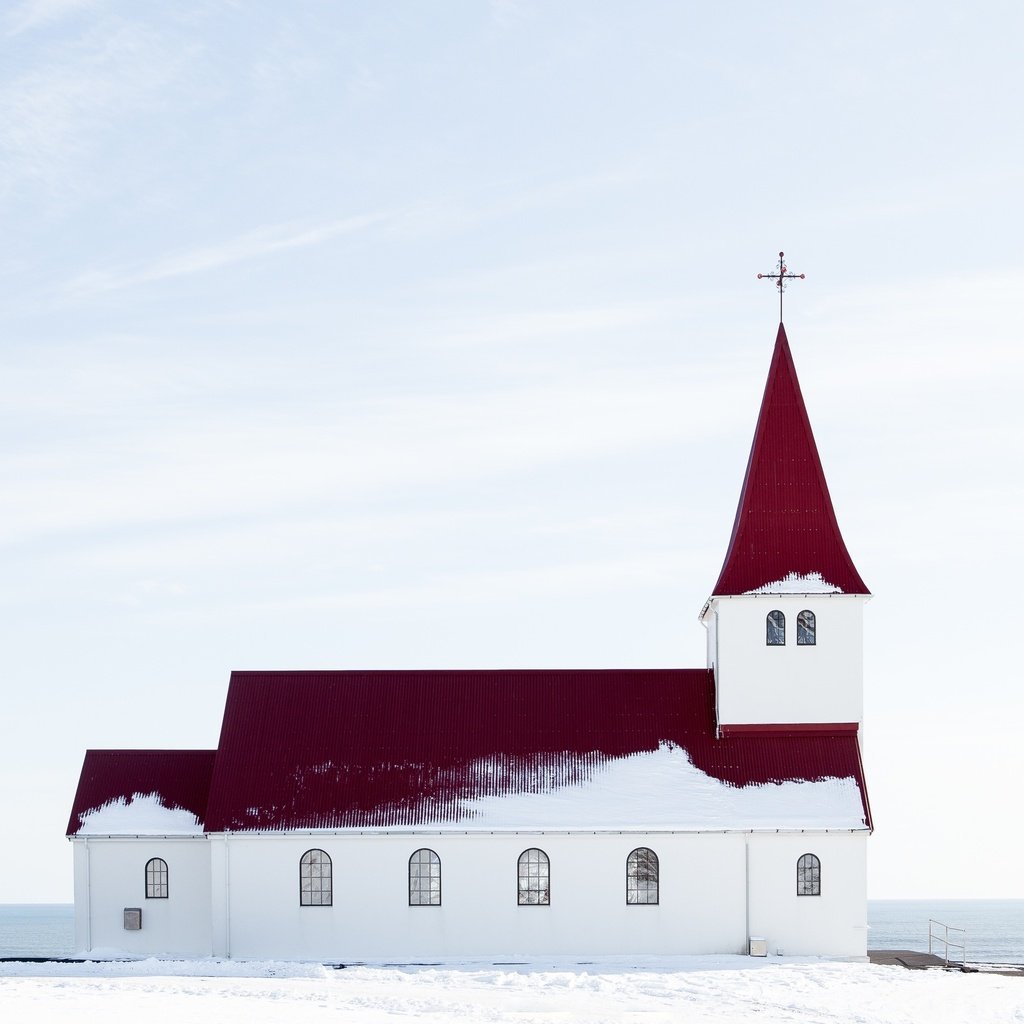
76, 792, 204, 836
743, 572, 843, 596
424, 743, 866, 831
712, 324, 869, 597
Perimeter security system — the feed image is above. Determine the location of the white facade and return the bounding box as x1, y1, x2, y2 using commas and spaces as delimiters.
747, 832, 867, 957
702, 594, 867, 729
72, 829, 867, 960
72, 837, 212, 957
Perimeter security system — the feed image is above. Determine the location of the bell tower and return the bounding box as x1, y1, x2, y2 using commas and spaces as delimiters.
700, 323, 870, 735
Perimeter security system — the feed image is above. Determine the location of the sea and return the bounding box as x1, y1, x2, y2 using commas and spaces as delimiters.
0, 901, 1021, 963
867, 900, 1024, 964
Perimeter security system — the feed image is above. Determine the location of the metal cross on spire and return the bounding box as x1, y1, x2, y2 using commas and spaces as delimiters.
757, 251, 805, 321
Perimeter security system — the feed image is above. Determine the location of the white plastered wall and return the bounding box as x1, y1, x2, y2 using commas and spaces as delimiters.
705, 595, 865, 727
73, 829, 868, 960
71, 837, 212, 956
213, 831, 751, 960
212, 830, 869, 961
747, 832, 867, 958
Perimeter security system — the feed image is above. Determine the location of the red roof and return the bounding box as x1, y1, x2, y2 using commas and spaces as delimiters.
198, 669, 870, 831
712, 324, 869, 596
66, 329, 874, 838
66, 750, 215, 836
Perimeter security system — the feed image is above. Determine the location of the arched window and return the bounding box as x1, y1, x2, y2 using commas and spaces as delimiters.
797, 853, 821, 896
517, 848, 550, 905
766, 610, 786, 646
797, 610, 816, 646
409, 848, 441, 906
626, 847, 659, 905
145, 857, 168, 899
300, 849, 332, 906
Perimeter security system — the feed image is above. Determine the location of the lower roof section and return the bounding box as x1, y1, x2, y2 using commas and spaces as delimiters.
67, 750, 215, 836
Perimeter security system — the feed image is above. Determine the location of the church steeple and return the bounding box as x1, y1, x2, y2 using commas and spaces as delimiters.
712, 323, 868, 597
701, 323, 869, 732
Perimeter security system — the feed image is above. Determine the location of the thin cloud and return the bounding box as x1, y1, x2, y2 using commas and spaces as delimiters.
428, 301, 679, 350
488, 0, 534, 31
0, 18, 194, 198
58, 162, 645, 298
58, 159, 652, 298
5, 0, 97, 36
63, 212, 390, 296
0, 366, 741, 546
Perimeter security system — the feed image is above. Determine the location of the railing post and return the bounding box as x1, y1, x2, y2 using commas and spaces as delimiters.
928, 918, 967, 968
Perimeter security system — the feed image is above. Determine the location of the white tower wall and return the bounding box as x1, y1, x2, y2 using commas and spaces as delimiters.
703, 594, 866, 729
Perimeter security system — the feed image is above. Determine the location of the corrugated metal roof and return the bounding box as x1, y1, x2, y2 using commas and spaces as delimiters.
201, 669, 870, 831
66, 749, 216, 836
712, 324, 869, 596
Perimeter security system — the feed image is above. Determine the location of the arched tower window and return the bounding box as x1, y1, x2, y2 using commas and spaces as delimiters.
517, 848, 550, 905
797, 853, 821, 896
626, 847, 659, 905
409, 848, 441, 906
300, 849, 332, 906
145, 857, 168, 899
797, 610, 816, 645
766, 610, 786, 645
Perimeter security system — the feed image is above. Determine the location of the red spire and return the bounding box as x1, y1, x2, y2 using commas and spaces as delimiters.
712, 324, 869, 596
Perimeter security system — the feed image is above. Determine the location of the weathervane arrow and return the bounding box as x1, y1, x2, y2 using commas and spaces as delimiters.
758, 251, 805, 321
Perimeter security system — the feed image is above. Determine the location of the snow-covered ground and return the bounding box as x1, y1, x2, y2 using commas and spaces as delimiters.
1, 957, 1021, 1023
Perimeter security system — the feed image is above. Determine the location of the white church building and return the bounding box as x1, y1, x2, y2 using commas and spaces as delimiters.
67, 322, 873, 961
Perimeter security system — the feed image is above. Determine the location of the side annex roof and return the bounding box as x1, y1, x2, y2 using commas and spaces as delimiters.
67, 749, 215, 836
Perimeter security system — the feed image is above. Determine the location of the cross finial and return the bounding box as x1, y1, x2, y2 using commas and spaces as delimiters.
757, 251, 805, 321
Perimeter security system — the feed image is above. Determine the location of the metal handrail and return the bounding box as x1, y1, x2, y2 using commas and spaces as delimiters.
928, 918, 967, 967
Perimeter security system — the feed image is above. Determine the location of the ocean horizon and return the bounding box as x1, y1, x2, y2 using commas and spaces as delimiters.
2, 900, 1021, 963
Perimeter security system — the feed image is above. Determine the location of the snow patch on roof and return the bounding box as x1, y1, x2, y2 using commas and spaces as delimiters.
419, 743, 866, 831
744, 572, 843, 595
77, 792, 204, 835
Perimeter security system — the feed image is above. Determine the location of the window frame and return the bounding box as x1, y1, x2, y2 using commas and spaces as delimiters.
797, 609, 816, 646
797, 852, 821, 896
626, 847, 659, 906
144, 857, 168, 899
408, 848, 442, 907
766, 610, 786, 646
299, 848, 333, 907
517, 848, 550, 906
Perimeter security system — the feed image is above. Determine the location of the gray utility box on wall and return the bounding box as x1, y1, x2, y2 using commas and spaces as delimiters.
748, 936, 768, 957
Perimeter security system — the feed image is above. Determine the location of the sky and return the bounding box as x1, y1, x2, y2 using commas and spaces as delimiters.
1, 0, 1022, 903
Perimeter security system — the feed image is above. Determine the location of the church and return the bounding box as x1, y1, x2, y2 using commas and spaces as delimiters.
67, 320, 873, 961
